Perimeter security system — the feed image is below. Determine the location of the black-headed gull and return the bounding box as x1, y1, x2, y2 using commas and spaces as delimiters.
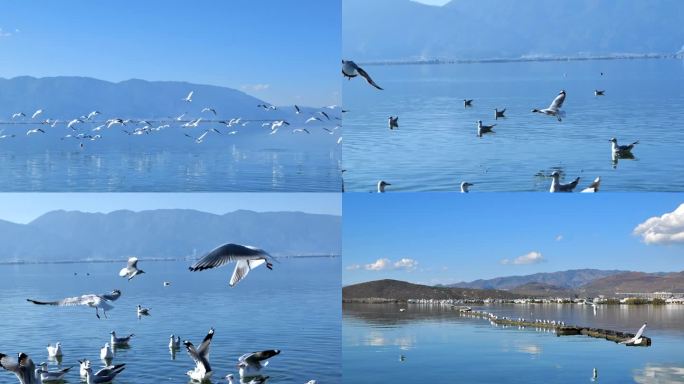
532, 90, 566, 121
27, 290, 121, 319
189, 244, 276, 287
342, 60, 383, 90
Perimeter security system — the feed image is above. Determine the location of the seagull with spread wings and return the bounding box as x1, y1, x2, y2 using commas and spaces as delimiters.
189, 243, 276, 287
184, 328, 215, 381
27, 290, 121, 319
532, 90, 566, 121
119, 257, 145, 281
342, 60, 383, 90
0, 352, 37, 384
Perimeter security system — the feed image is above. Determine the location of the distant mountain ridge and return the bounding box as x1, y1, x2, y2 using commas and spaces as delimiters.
343, 0, 684, 61
0, 209, 341, 262
343, 279, 521, 301
449, 269, 627, 290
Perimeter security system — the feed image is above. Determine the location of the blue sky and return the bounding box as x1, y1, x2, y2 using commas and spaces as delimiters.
0, 193, 341, 224
343, 193, 684, 286
0, 0, 340, 106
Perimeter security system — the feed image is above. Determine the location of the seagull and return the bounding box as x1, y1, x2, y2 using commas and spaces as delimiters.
477, 120, 495, 137
106, 118, 125, 129
594, 90, 605, 96
136, 305, 150, 316
183, 91, 194, 102
36, 362, 72, 382
184, 130, 214, 144
84, 365, 125, 384
189, 243, 276, 287
119, 257, 145, 281
182, 118, 202, 128
169, 335, 181, 350
318, 111, 330, 120
11, 112, 25, 119
271, 120, 290, 130
26, 128, 45, 135
461, 182, 474, 193
163, 281, 171, 286
342, 60, 383, 90
305, 117, 322, 124
495, 108, 506, 119
0, 352, 37, 384
86, 111, 101, 120
46, 343, 62, 358
237, 350, 280, 379
31, 109, 43, 119
549, 171, 580, 192
463, 99, 473, 108
388, 116, 399, 130
257, 104, 277, 111
580, 177, 601, 193
532, 90, 566, 121
377, 180, 391, 193
184, 328, 214, 381
225, 373, 270, 384
100, 344, 113, 361
592, 368, 598, 381
201, 107, 217, 115
620, 323, 647, 345
610, 138, 638, 155
294, 105, 301, 114
27, 290, 121, 319
0, 133, 16, 139
292, 128, 310, 134
110, 331, 134, 347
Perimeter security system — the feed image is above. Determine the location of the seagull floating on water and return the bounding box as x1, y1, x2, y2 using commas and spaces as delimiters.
594, 90, 605, 96
477, 120, 495, 137
137, 305, 150, 316
463, 99, 473, 108
189, 243, 276, 287
27, 290, 121, 319
377, 180, 391, 193
169, 335, 181, 350
549, 171, 580, 192
388, 116, 399, 130
84, 365, 125, 384
342, 60, 383, 90
532, 90, 566, 121
119, 257, 145, 281
100, 344, 113, 361
110, 331, 134, 347
461, 182, 474, 193
580, 177, 601, 193
37, 362, 72, 382
495, 108, 506, 119
46, 343, 62, 358
610, 137, 638, 156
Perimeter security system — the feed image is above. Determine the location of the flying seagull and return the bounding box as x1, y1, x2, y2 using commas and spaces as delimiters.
620, 323, 647, 345
119, 257, 145, 281
183, 91, 194, 102
237, 350, 280, 379
189, 244, 276, 287
31, 109, 43, 119
0, 352, 37, 384
26, 128, 45, 135
549, 171, 580, 192
532, 90, 566, 121
342, 60, 383, 90
11, 112, 25, 119
184, 328, 214, 381
201, 107, 217, 115
27, 290, 122, 319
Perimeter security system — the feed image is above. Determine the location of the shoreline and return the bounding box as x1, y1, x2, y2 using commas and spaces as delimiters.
359, 53, 683, 67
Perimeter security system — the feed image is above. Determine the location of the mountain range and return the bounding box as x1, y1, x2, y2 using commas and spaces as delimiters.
449, 269, 627, 290
0, 209, 341, 262
343, 279, 521, 301
343, 0, 684, 61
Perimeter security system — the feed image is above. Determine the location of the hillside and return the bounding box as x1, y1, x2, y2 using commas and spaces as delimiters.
579, 271, 684, 296
343, 279, 521, 301
0, 209, 341, 262
450, 269, 626, 290
509, 282, 575, 298
343, 0, 684, 61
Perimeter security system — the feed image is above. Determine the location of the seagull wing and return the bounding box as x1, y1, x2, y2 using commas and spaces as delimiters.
27, 294, 101, 307
634, 323, 647, 340
549, 92, 566, 111
238, 353, 262, 369
230, 259, 266, 287
0, 354, 20, 373
356, 66, 383, 90
189, 243, 270, 271
196, 328, 214, 357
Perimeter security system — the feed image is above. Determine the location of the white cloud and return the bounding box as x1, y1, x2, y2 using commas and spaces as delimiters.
365, 258, 391, 271
501, 251, 545, 265
346, 264, 361, 271
555, 235, 563, 241
634, 203, 684, 245
394, 258, 418, 271
362, 257, 419, 271
0, 28, 13, 38
240, 84, 270, 92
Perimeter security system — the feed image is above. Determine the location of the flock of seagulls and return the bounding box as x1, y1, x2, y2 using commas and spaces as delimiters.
343, 60, 640, 192
4, 242, 319, 383
0, 90, 342, 149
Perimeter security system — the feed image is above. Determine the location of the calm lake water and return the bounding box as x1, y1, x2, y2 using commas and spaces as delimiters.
0, 258, 341, 384
343, 303, 684, 383
342, 59, 684, 192
0, 132, 341, 192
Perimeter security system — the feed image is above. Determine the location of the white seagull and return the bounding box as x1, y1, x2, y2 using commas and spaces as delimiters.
201, 107, 217, 115
26, 128, 45, 135
580, 177, 601, 193
169, 335, 181, 350
377, 180, 391, 193
86, 111, 101, 120
189, 243, 276, 287
27, 290, 122, 319
461, 182, 474, 193
532, 90, 566, 121
549, 171, 580, 192
119, 257, 145, 281
184, 328, 214, 382
620, 323, 647, 345
100, 344, 113, 361
136, 305, 150, 316
110, 331, 134, 346
84, 365, 125, 384
46, 343, 62, 358
11, 112, 25, 119
36, 362, 73, 382
31, 109, 43, 119
183, 91, 194, 102
610, 138, 639, 155
477, 120, 495, 137
342, 60, 383, 90
237, 350, 281, 379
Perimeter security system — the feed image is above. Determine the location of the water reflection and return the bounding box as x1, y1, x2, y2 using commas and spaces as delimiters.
634, 364, 684, 384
